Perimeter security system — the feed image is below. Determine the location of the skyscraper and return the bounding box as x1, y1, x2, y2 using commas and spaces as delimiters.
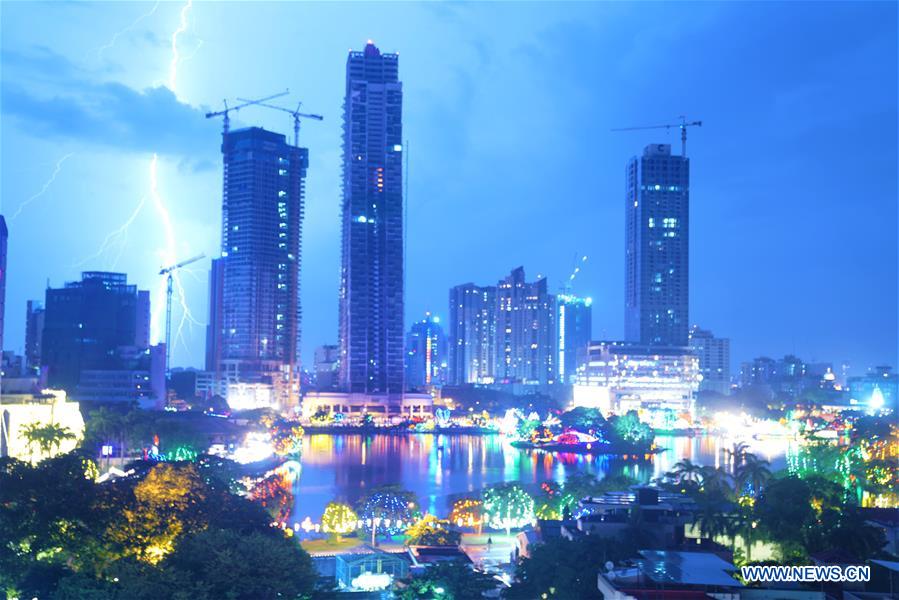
0, 215, 7, 353
557, 294, 592, 384
625, 143, 690, 347
338, 42, 404, 395
494, 267, 556, 385
41, 272, 150, 392
405, 313, 447, 389
210, 127, 308, 409
688, 325, 730, 395
448, 283, 497, 385
25, 300, 45, 374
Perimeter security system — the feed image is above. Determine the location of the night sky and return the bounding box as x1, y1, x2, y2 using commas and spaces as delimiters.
1, 2, 896, 375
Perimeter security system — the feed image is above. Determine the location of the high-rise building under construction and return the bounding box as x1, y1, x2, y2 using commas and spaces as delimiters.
206, 127, 308, 409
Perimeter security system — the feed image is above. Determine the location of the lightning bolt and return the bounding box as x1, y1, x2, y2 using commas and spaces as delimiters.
74, 194, 147, 270
11, 153, 74, 220
147, 154, 201, 357
95, 1, 161, 60
168, 0, 193, 93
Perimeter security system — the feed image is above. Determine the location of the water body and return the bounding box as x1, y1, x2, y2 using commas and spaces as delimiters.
290, 433, 790, 524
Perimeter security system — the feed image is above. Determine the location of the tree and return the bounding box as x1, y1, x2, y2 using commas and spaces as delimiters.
321, 502, 358, 541
558, 407, 607, 433
669, 458, 703, 485
608, 411, 653, 447
405, 514, 461, 546
357, 485, 418, 537
399, 561, 496, 599
107, 463, 208, 564
505, 536, 637, 599
755, 476, 815, 547
734, 453, 771, 498
482, 484, 535, 534
449, 498, 483, 533
155, 529, 319, 600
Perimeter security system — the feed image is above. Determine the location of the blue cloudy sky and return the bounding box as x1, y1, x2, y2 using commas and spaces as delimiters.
1, 1, 896, 374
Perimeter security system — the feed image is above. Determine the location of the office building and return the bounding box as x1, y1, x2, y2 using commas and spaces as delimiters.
41, 272, 150, 393
573, 341, 699, 417
338, 41, 404, 395
448, 283, 496, 385
405, 312, 446, 389
557, 294, 592, 384
495, 267, 556, 385
208, 127, 308, 410
0, 215, 6, 352
313, 344, 340, 390
24, 300, 45, 374
625, 144, 690, 347
688, 325, 731, 395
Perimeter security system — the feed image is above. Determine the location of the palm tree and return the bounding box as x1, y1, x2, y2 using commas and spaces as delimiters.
37, 423, 75, 458
669, 458, 703, 485
19, 422, 43, 463
728, 441, 750, 466
699, 465, 734, 498
735, 454, 771, 498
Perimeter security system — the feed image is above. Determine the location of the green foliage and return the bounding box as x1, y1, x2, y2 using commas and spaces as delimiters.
405, 514, 461, 546
482, 484, 535, 532
19, 421, 76, 461
608, 410, 653, 445
755, 476, 815, 546
558, 407, 607, 433
399, 561, 496, 599
505, 536, 640, 599
0, 450, 312, 599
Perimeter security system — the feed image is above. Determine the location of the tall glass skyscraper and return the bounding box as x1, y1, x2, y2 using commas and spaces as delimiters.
338, 42, 404, 395
625, 143, 690, 347
209, 127, 308, 409
557, 294, 592, 384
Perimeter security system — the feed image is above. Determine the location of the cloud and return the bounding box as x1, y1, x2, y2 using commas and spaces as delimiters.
1, 48, 219, 159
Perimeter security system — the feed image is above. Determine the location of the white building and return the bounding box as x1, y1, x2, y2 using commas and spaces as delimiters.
0, 389, 84, 463
573, 341, 699, 418
302, 391, 433, 423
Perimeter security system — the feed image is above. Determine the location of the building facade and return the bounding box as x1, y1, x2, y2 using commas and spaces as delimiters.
448, 283, 496, 385
41, 272, 150, 393
338, 42, 405, 395
625, 144, 690, 347
494, 267, 556, 385
557, 294, 592, 385
405, 312, 446, 389
574, 341, 699, 417
24, 300, 45, 374
688, 325, 731, 395
208, 127, 308, 410
0, 215, 6, 353
313, 344, 340, 390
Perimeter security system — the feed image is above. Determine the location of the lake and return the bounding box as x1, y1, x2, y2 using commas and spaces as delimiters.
289, 432, 790, 525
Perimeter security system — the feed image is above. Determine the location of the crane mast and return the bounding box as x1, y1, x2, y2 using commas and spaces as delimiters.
159, 253, 205, 375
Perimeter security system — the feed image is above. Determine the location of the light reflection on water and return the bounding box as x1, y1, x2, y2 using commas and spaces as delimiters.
290, 433, 789, 523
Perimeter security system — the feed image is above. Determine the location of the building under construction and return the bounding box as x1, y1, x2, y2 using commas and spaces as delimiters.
206, 126, 308, 410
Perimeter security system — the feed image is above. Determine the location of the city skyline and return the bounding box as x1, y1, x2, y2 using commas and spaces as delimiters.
0, 2, 896, 375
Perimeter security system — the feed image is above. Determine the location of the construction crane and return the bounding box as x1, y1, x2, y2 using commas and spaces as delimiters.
205, 90, 290, 136
159, 253, 205, 374
612, 116, 702, 157
238, 98, 323, 146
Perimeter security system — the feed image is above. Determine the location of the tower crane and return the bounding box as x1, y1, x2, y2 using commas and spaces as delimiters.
205, 90, 290, 136
562, 254, 589, 295
612, 116, 702, 157
238, 98, 323, 146
159, 253, 205, 374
